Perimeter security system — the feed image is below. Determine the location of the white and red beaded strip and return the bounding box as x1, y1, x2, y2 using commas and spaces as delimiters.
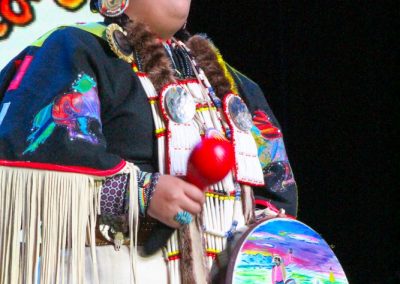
136, 73, 167, 175
134, 41, 260, 280
173, 43, 251, 268
222, 93, 265, 186
181, 78, 245, 268
158, 83, 202, 177
135, 74, 182, 284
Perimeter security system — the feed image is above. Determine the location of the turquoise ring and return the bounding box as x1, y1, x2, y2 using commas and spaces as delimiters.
174, 211, 193, 225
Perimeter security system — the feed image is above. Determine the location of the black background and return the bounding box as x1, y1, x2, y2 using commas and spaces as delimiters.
189, 1, 398, 283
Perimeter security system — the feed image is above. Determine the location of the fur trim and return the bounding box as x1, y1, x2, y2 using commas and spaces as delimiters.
179, 215, 209, 284
186, 35, 233, 99
212, 46, 239, 95
122, 20, 235, 99
124, 20, 176, 92
241, 184, 256, 225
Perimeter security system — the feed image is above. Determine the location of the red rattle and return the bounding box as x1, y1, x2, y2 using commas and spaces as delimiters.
144, 130, 234, 255
186, 131, 235, 189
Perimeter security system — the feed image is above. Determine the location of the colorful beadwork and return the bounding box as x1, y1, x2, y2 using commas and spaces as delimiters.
97, 0, 128, 17
251, 109, 295, 192
251, 110, 286, 168
23, 73, 101, 154
137, 171, 160, 216
106, 23, 134, 63
252, 110, 282, 140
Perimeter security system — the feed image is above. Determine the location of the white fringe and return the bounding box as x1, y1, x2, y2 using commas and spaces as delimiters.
0, 163, 140, 284
0, 166, 102, 284
121, 163, 140, 284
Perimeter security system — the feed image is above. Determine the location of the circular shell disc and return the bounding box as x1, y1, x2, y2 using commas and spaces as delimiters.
228, 96, 253, 132
164, 85, 196, 123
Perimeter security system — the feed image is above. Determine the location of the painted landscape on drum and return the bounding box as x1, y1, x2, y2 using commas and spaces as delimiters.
231, 218, 348, 284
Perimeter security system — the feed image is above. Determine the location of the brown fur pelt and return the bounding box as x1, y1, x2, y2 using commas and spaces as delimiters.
123, 20, 176, 92
186, 35, 232, 99
241, 184, 256, 225
120, 19, 231, 98
179, 215, 209, 284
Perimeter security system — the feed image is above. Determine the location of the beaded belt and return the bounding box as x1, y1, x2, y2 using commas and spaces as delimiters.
92, 216, 159, 247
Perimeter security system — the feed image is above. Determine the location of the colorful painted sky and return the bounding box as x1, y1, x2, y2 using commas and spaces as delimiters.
232, 218, 348, 283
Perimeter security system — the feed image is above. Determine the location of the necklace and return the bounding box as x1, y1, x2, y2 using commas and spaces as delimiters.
105, 19, 264, 284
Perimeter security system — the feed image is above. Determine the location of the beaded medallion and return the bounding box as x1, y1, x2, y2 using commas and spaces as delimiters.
223, 93, 264, 186
228, 95, 253, 132
106, 23, 134, 63
97, 0, 129, 18
163, 84, 196, 123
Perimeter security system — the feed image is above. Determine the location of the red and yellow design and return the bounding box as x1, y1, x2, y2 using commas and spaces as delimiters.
0, 0, 85, 39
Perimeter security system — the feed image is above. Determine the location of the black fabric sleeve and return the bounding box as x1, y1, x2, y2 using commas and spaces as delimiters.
229, 66, 298, 217
0, 27, 123, 170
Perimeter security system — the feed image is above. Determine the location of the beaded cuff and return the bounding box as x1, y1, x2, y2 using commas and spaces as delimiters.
137, 172, 160, 216
98, 171, 160, 249
100, 171, 160, 217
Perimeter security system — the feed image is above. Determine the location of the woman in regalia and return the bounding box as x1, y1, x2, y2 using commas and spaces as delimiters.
0, 0, 298, 283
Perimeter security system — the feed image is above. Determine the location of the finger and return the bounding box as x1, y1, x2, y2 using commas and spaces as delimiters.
178, 194, 203, 215
181, 182, 205, 204
149, 206, 185, 229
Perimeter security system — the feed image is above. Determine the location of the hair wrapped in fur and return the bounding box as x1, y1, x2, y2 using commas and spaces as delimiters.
104, 15, 176, 92
103, 14, 233, 97
186, 35, 233, 99
124, 20, 176, 92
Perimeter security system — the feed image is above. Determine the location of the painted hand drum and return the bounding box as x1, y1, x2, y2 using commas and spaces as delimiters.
226, 218, 348, 284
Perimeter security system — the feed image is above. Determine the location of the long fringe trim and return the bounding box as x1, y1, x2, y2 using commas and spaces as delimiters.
123, 163, 140, 284
0, 163, 140, 284
0, 166, 101, 284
